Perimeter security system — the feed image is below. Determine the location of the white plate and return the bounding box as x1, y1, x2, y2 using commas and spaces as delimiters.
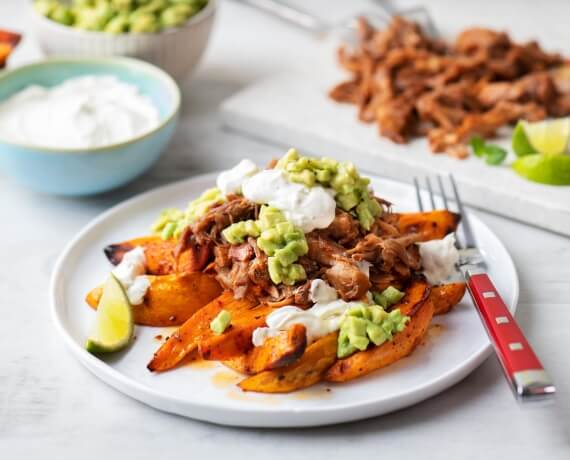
50, 173, 519, 427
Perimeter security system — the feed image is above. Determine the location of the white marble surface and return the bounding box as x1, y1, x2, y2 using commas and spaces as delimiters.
0, 0, 569, 458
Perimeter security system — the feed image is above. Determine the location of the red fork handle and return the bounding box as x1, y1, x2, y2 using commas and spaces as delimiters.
466, 272, 555, 400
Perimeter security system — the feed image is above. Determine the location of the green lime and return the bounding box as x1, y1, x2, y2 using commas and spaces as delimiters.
519, 118, 570, 156
512, 121, 537, 157
512, 154, 570, 185
85, 274, 134, 354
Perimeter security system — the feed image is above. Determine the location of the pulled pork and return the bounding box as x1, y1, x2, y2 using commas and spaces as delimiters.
330, 17, 570, 158
179, 194, 421, 305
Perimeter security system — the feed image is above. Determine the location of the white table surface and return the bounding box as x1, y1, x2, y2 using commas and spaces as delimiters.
1, 0, 569, 458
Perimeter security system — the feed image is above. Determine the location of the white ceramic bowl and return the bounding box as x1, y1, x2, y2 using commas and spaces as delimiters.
29, 0, 216, 80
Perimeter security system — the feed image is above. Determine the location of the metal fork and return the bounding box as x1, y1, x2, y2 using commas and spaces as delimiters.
234, 0, 439, 38
414, 174, 556, 401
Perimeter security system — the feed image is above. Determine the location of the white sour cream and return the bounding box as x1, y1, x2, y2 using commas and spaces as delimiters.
417, 233, 460, 285
242, 168, 336, 233
216, 159, 259, 196
112, 247, 150, 305
252, 279, 367, 346
0, 75, 160, 149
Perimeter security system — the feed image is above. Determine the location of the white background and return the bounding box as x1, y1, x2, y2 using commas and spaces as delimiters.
0, 0, 569, 458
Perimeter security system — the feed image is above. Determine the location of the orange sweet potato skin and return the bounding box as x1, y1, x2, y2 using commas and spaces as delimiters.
103, 236, 200, 275
238, 332, 338, 393
223, 324, 307, 375
430, 282, 466, 315
397, 210, 460, 242
147, 293, 258, 372
325, 296, 435, 383
198, 303, 277, 361
85, 272, 222, 326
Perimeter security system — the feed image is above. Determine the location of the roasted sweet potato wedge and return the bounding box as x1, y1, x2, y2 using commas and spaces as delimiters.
430, 282, 466, 315
147, 293, 258, 372
395, 278, 431, 316
86, 272, 222, 326
397, 210, 460, 242
103, 236, 204, 275
238, 332, 338, 393
198, 303, 278, 361
223, 324, 307, 374
325, 296, 434, 383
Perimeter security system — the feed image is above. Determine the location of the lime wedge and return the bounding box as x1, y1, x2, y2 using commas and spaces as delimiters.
512, 121, 537, 157
86, 274, 134, 354
512, 154, 570, 185
520, 118, 570, 156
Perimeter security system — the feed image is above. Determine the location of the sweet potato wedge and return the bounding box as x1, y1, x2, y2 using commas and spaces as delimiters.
238, 332, 338, 393
85, 272, 222, 326
430, 282, 466, 315
223, 324, 307, 374
198, 303, 278, 361
104, 236, 206, 275
395, 278, 431, 316
147, 292, 258, 372
325, 296, 435, 383
397, 210, 460, 242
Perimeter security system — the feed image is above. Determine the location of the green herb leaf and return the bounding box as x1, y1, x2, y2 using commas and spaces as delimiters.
484, 145, 508, 165
469, 136, 486, 157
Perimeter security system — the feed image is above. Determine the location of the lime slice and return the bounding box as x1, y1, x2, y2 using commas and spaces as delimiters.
512, 154, 570, 185
512, 121, 536, 157
520, 118, 570, 156
86, 274, 134, 354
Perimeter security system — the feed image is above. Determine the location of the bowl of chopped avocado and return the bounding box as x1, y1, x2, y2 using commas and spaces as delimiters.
29, 0, 216, 80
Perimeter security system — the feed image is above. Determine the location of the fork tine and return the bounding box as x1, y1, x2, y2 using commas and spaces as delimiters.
413, 177, 423, 211
437, 175, 449, 210
449, 174, 476, 248
426, 177, 436, 210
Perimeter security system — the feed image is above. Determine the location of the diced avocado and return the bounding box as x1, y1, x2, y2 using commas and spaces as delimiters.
356, 201, 374, 230
50, 5, 75, 25
369, 305, 387, 324
336, 191, 360, 211
160, 221, 177, 240
373, 286, 405, 308
267, 258, 306, 285
366, 322, 388, 346
348, 333, 369, 351
151, 188, 225, 240
382, 286, 405, 305
258, 206, 286, 231
347, 304, 372, 321
336, 304, 410, 358
210, 310, 231, 335
160, 4, 192, 28
343, 316, 368, 337
104, 12, 131, 33
222, 220, 260, 244
289, 169, 316, 187
337, 330, 357, 358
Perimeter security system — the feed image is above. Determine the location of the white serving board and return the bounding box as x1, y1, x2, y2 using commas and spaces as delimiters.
221, 71, 570, 236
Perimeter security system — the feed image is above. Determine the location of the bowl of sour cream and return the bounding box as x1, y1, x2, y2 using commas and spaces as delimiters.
0, 57, 180, 195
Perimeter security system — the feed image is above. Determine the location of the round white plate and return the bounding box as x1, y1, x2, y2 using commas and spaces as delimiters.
51, 173, 518, 427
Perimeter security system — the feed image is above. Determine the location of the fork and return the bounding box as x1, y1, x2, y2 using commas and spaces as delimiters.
234, 0, 439, 38
414, 174, 556, 401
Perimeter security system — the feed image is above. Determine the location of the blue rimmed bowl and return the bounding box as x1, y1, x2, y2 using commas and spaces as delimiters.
0, 57, 180, 196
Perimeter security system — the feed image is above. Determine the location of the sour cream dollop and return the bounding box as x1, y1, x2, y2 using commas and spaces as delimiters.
242, 169, 336, 233
252, 279, 367, 346
0, 75, 160, 149
216, 159, 259, 196
417, 233, 460, 285
112, 247, 150, 305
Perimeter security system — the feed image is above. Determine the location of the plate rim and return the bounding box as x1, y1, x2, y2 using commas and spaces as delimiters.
50, 172, 520, 426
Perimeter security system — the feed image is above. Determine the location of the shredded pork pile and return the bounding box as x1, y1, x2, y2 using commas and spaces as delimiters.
329, 17, 570, 158
176, 194, 421, 307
